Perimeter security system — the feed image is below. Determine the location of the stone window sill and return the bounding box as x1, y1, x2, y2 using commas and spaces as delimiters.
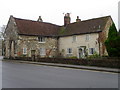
38, 42, 46, 44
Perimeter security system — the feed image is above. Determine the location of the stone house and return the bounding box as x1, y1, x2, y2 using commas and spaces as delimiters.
4, 13, 113, 59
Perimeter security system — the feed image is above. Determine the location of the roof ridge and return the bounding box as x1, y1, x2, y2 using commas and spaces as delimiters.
66, 15, 111, 26
14, 17, 60, 26
14, 17, 36, 22
81, 15, 111, 22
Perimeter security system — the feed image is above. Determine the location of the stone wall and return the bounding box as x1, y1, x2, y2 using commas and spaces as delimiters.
98, 17, 113, 56
4, 16, 58, 58
4, 16, 19, 58
17, 35, 58, 58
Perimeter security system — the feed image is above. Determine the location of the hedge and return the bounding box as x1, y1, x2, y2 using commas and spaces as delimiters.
4, 57, 120, 68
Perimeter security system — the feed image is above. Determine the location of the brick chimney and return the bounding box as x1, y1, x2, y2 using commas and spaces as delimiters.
76, 16, 81, 22
37, 16, 43, 22
64, 13, 71, 26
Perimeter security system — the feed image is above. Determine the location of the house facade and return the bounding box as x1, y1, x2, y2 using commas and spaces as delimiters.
4, 13, 113, 59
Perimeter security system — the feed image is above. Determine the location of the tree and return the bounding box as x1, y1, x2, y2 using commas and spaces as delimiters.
0, 25, 6, 56
118, 29, 120, 41
0, 25, 6, 40
105, 23, 120, 57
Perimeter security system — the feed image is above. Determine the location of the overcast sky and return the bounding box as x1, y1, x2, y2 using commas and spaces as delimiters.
0, 0, 119, 29
118, 1, 120, 30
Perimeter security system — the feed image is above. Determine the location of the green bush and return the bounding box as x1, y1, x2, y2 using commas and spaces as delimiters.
105, 23, 120, 57
68, 56, 78, 59
87, 52, 100, 59
20, 54, 27, 57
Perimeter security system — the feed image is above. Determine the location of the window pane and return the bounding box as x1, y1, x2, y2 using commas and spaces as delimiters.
86, 34, 90, 41
91, 48, 93, 54
42, 37, 45, 42
89, 48, 95, 54
38, 37, 45, 42
67, 48, 72, 54
73, 36, 76, 42
40, 48, 46, 55
23, 48, 27, 54
69, 48, 72, 53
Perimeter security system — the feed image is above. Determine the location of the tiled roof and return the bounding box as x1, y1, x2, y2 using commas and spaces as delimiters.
14, 16, 111, 37
58, 16, 110, 36
14, 18, 60, 36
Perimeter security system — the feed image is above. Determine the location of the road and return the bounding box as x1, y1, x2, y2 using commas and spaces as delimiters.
1, 58, 118, 88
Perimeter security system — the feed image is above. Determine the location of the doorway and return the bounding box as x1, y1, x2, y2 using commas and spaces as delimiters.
31, 50, 35, 61
78, 48, 83, 58
77, 46, 86, 58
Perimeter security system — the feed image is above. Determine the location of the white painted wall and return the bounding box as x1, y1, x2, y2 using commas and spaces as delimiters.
59, 33, 99, 58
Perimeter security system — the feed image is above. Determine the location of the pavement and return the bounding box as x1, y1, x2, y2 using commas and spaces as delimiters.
2, 59, 120, 73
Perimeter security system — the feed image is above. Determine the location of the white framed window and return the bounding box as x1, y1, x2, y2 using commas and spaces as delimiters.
89, 48, 95, 55
38, 37, 45, 43
40, 48, 46, 55
67, 48, 72, 54
86, 34, 90, 41
72, 36, 77, 42
23, 48, 27, 54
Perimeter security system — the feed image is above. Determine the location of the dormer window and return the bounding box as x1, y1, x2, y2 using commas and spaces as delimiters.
38, 37, 45, 43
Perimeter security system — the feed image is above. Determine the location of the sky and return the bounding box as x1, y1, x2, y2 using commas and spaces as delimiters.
118, 1, 120, 30
0, 0, 119, 30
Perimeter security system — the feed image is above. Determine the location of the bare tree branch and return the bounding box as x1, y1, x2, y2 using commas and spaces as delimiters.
0, 25, 6, 39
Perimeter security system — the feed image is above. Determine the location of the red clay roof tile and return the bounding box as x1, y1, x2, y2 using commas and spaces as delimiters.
14, 18, 60, 36
14, 16, 111, 37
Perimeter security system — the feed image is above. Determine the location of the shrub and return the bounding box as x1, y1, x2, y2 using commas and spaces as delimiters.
68, 56, 78, 59
6, 57, 120, 68
87, 52, 100, 59
105, 23, 120, 57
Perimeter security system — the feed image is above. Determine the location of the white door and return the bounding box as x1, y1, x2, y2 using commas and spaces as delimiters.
77, 47, 85, 58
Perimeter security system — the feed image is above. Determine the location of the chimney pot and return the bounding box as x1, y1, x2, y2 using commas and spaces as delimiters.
76, 16, 81, 22
37, 16, 43, 22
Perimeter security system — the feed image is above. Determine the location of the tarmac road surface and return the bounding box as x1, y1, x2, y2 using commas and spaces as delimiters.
2, 58, 118, 88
